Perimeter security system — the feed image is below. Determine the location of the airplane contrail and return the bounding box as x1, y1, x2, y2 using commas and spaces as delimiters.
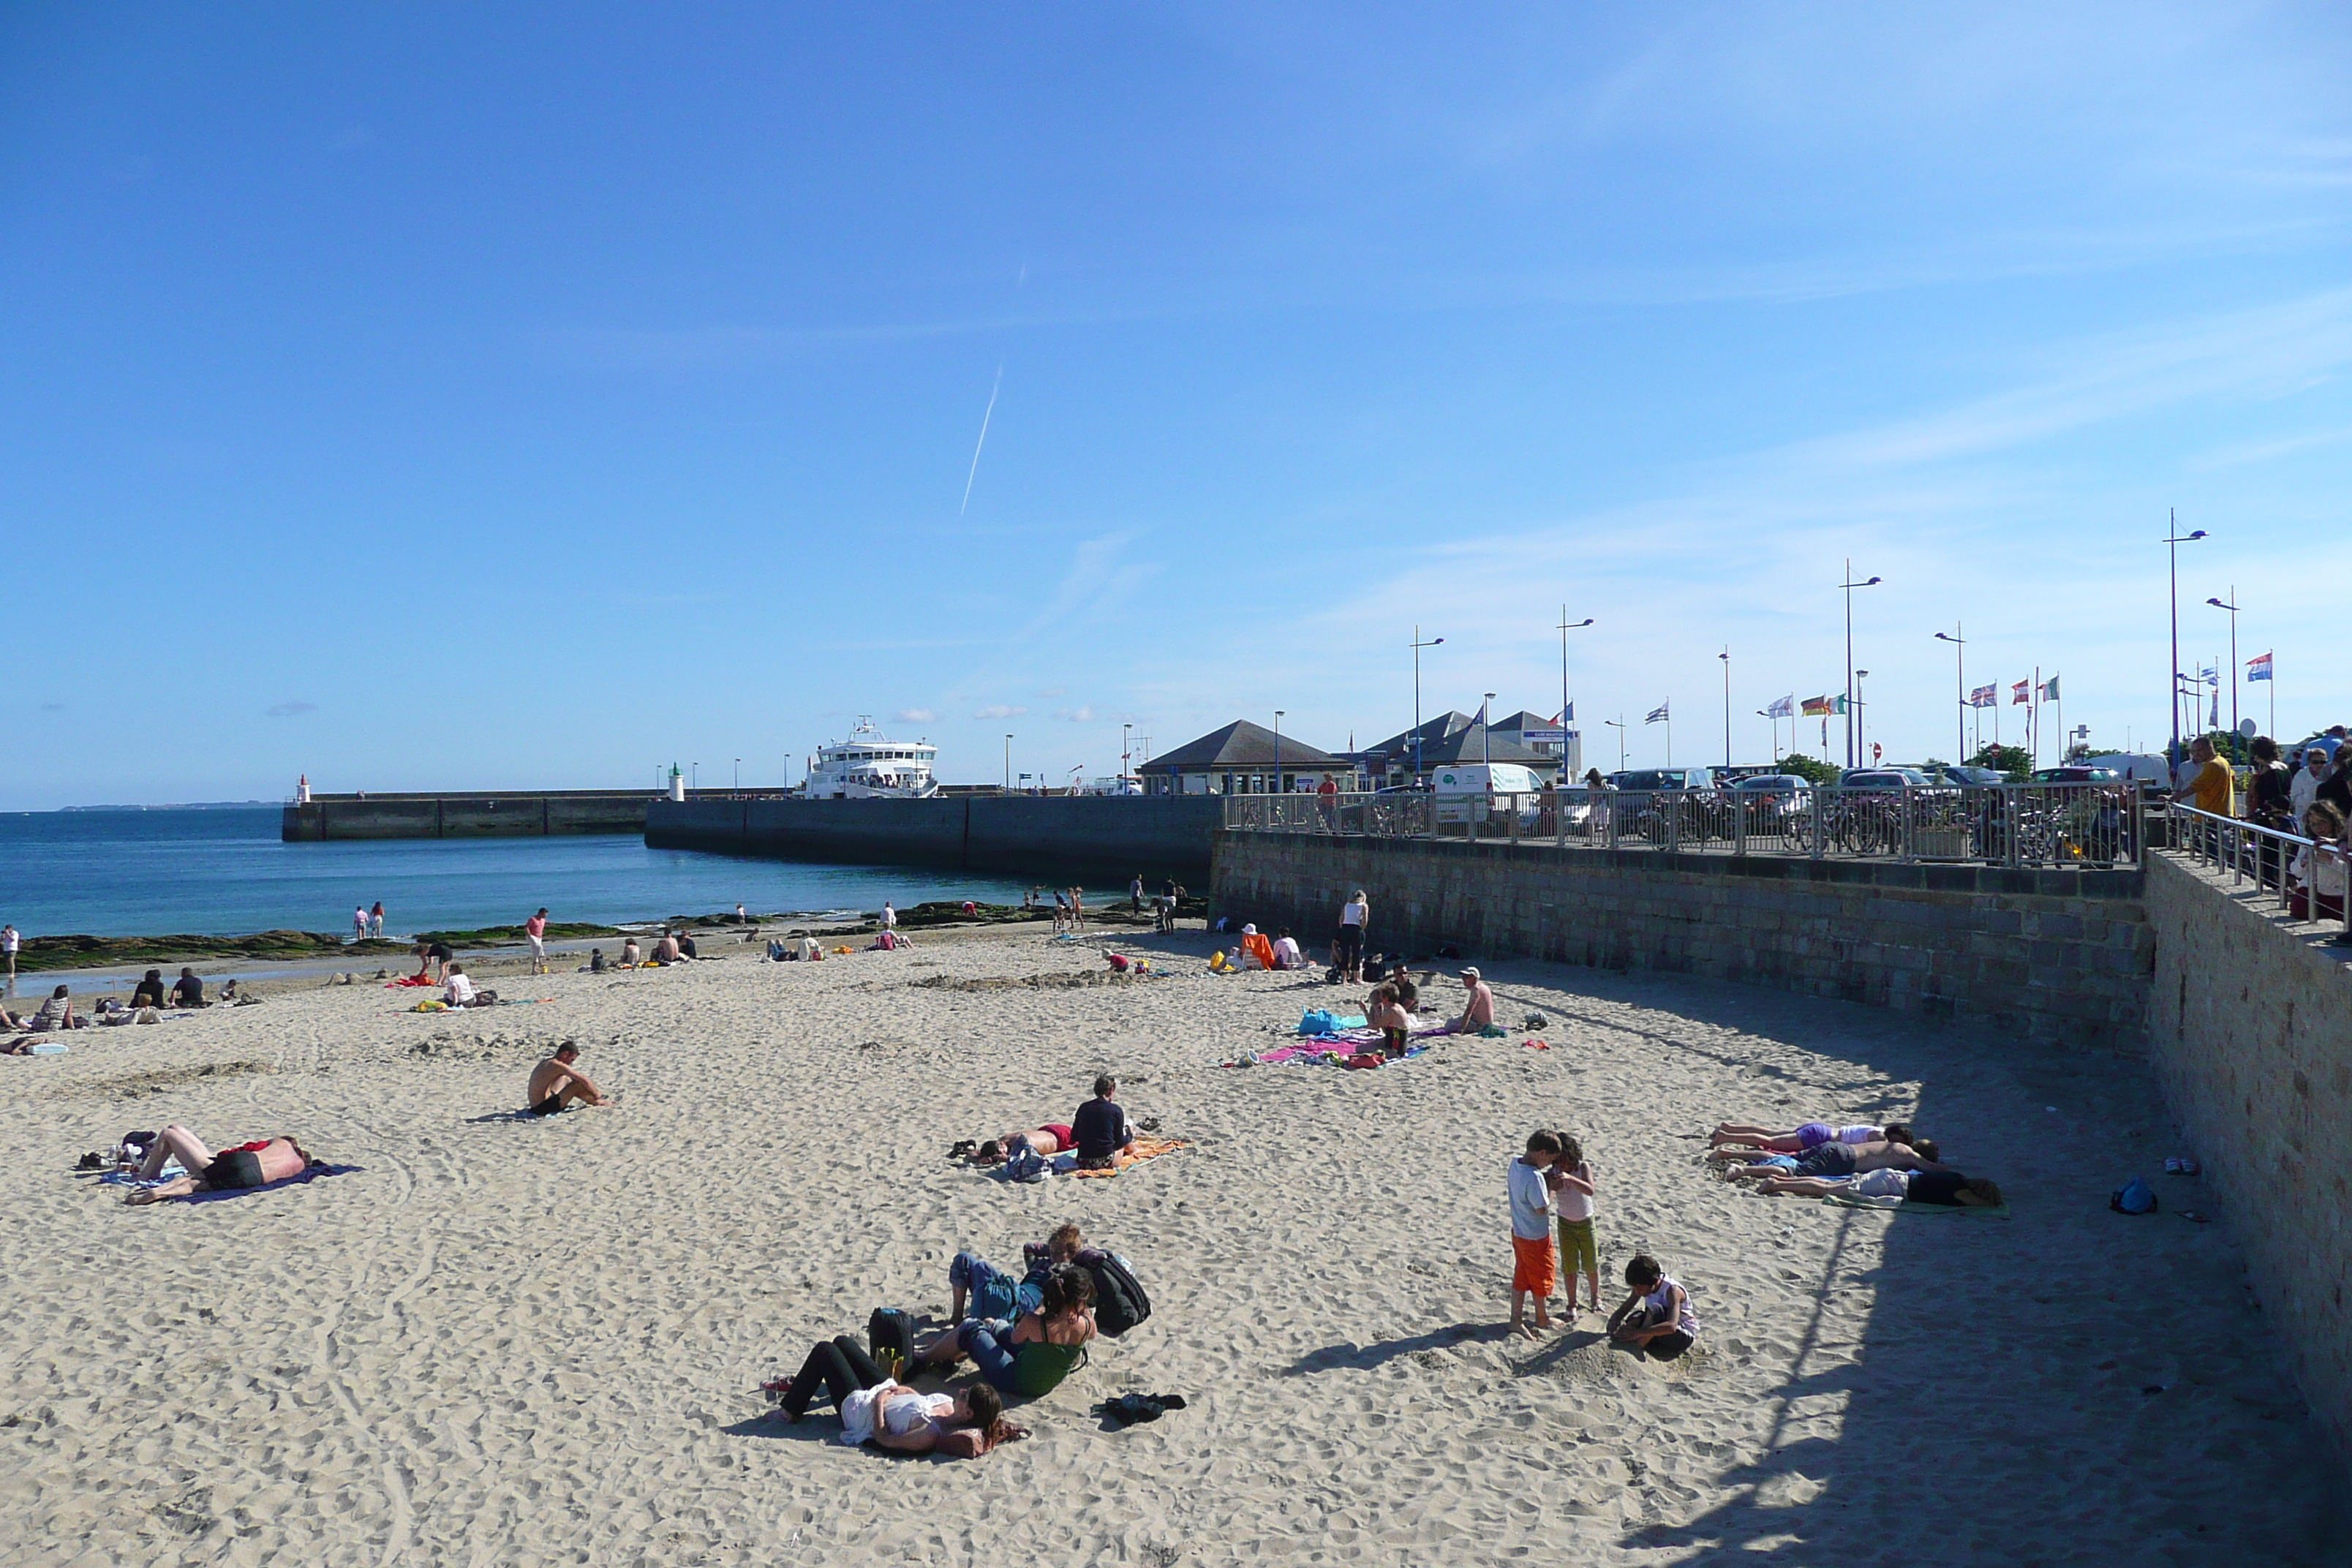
959, 364, 1003, 516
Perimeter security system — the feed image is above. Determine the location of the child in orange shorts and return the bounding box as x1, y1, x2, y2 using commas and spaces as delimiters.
1509, 1129, 1562, 1340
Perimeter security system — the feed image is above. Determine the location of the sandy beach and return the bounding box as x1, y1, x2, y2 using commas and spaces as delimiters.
1, 921, 2335, 1564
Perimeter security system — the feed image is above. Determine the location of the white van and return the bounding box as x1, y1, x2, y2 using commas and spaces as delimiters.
1431, 763, 1543, 824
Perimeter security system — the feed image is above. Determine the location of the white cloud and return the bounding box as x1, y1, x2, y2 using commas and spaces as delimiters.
894, 708, 938, 724
266, 701, 317, 717
1052, 706, 1098, 723
973, 704, 1028, 720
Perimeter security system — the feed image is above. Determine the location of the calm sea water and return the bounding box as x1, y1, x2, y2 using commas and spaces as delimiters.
0, 807, 1030, 938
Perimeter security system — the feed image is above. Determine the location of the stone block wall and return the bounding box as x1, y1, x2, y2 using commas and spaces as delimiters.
1211, 832, 2152, 1049
2145, 852, 2352, 1460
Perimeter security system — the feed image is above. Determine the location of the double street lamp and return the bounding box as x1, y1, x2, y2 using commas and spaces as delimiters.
2166, 513, 2207, 764
1841, 562, 1882, 769
1934, 626, 1967, 765
1410, 627, 1444, 785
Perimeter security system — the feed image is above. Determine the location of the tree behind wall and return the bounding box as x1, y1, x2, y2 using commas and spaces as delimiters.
1969, 744, 2033, 783
1775, 753, 1840, 785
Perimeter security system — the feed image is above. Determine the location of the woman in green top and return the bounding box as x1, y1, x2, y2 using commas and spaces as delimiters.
918, 1264, 1097, 1397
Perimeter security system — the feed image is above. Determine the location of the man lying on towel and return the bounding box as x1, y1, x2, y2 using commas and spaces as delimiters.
527, 1043, 610, 1115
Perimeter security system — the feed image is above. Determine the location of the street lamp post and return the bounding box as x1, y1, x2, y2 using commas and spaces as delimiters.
1604, 717, 1627, 772
1934, 625, 1967, 765
1410, 627, 1444, 785
1003, 734, 1013, 793
1273, 710, 1284, 796
1557, 609, 1593, 772
1840, 561, 1882, 769
1123, 723, 1133, 788
690, 761, 699, 793
2167, 513, 2207, 766
1719, 649, 1731, 772
734, 757, 741, 796
2206, 591, 2240, 743
1482, 695, 1496, 769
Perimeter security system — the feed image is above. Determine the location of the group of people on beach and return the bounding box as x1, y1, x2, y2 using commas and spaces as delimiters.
767, 1219, 1133, 1459
1705, 1119, 2003, 1207
1508, 1128, 1700, 1360
954, 1074, 1142, 1172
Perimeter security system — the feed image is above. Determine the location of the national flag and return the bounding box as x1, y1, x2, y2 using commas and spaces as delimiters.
2249, 652, 2274, 682
1646, 701, 1670, 724
1472, 696, 1490, 726
2010, 680, 2030, 705
1801, 695, 1840, 717
2038, 674, 2060, 701
1766, 694, 1795, 719
1967, 683, 1997, 708
2200, 664, 2219, 687
1556, 704, 1574, 723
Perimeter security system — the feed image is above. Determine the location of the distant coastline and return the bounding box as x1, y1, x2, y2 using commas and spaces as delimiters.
50, 801, 275, 813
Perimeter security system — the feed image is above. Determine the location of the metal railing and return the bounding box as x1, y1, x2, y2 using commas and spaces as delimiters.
2167, 803, 2351, 935
1224, 783, 2155, 870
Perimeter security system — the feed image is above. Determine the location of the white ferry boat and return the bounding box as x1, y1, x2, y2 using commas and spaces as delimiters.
800, 718, 941, 799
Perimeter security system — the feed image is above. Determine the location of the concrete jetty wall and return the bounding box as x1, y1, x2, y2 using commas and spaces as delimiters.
2144, 852, 2352, 1461
643, 795, 1224, 878
1211, 828, 2152, 1048
282, 791, 660, 841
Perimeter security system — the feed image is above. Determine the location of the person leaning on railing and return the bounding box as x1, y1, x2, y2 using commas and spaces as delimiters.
2289, 802, 2348, 926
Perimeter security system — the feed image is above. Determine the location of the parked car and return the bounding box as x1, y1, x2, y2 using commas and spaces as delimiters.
1838, 768, 1932, 790
2033, 766, 2120, 784
1934, 765, 2008, 787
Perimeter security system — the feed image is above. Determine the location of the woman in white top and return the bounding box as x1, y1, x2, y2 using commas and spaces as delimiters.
1334, 889, 1369, 982
2291, 802, 2348, 919
767, 1335, 1021, 1458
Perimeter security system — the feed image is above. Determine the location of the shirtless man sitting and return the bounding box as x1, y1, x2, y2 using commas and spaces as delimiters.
527, 1043, 609, 1115
1441, 967, 1495, 1034
1725, 1137, 1944, 1184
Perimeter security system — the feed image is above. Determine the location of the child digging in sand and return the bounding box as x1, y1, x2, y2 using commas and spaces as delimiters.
1508, 1129, 1561, 1340
1546, 1133, 1601, 1315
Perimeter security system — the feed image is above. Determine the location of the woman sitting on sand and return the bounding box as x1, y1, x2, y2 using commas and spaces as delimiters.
766, 1335, 1024, 1457
24, 985, 83, 1031
915, 1264, 1097, 1398
120, 1124, 320, 1205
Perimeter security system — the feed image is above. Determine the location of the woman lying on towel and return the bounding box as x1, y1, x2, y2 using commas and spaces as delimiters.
766, 1336, 1022, 1456
1708, 1120, 1913, 1155
121, 1124, 320, 1205
1757, 1168, 2003, 1206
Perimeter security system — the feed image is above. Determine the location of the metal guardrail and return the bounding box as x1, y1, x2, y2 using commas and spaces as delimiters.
2167, 803, 2351, 935
1224, 783, 2152, 870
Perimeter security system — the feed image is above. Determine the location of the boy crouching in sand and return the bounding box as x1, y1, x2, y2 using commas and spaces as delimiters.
1509, 1129, 1562, 1340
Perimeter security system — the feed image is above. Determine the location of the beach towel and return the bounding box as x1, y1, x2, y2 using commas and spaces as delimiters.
387, 973, 437, 988
1823, 1189, 2011, 1219
183, 1163, 363, 1203
1071, 1137, 1191, 1178
1297, 1010, 1368, 1036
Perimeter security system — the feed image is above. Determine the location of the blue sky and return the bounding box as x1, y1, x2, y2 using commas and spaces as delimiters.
2, 4, 2348, 807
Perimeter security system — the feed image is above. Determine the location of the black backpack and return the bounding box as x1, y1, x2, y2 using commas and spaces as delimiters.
867, 1307, 917, 1370
1087, 1255, 1152, 1338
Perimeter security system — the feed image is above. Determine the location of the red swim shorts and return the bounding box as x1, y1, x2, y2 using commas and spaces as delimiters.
1511, 1234, 1557, 1297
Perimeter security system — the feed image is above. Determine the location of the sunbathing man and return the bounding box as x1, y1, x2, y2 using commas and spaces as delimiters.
1441, 968, 1495, 1034
962, 1120, 1078, 1164
620, 936, 643, 968
172, 968, 207, 1008
1705, 1121, 1915, 1161
123, 1125, 317, 1205
526, 1042, 609, 1115
1725, 1137, 1945, 1184
652, 931, 683, 964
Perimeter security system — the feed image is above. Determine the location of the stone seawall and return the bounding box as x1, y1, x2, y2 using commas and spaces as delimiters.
2145, 852, 2352, 1460
644, 795, 1225, 878
1211, 830, 2152, 1049
282, 791, 659, 840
